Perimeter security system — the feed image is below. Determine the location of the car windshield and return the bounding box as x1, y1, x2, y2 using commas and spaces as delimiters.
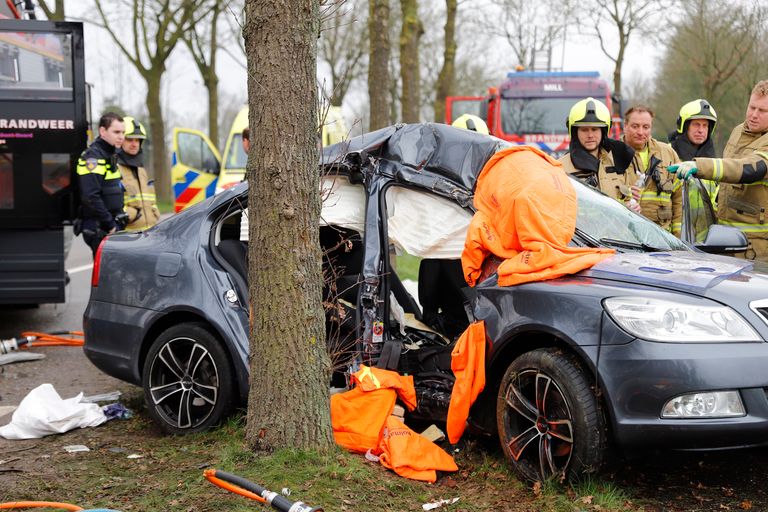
572, 178, 688, 252
500, 98, 574, 135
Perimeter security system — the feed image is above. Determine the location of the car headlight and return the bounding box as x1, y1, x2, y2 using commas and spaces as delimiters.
662, 391, 745, 418
603, 296, 761, 342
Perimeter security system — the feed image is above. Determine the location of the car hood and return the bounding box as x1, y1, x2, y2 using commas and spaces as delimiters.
582, 251, 768, 303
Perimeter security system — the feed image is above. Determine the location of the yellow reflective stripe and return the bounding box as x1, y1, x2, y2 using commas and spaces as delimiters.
671, 180, 683, 192
719, 220, 768, 233
713, 159, 723, 181
358, 366, 381, 389
756, 151, 768, 161
124, 193, 156, 201
671, 222, 682, 229
640, 192, 671, 202
105, 167, 121, 180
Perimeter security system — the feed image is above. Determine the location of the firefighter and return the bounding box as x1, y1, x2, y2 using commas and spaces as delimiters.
117, 117, 159, 231
623, 106, 682, 236
669, 80, 768, 261
668, 99, 718, 160
451, 114, 490, 135
76, 112, 126, 255
559, 97, 636, 210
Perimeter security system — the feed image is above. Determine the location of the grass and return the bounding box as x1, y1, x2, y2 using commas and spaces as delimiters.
395, 253, 421, 282
1, 399, 649, 512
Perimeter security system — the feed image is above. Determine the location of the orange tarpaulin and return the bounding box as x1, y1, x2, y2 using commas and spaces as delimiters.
330, 366, 416, 453
446, 321, 486, 444
373, 416, 458, 483
462, 146, 614, 287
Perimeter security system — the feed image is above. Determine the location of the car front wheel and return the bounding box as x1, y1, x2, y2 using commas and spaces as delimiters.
142, 323, 234, 434
496, 348, 606, 482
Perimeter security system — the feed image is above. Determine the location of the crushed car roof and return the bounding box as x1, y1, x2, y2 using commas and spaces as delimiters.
321, 123, 509, 195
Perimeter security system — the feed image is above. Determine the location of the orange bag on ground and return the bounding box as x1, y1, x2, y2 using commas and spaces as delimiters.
374, 416, 458, 483
330, 366, 416, 453
462, 146, 614, 287
446, 321, 486, 444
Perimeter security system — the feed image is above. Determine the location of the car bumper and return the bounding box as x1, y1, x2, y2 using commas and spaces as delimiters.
599, 338, 768, 451
83, 299, 156, 386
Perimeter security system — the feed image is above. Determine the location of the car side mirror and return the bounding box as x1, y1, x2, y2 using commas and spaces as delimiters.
695, 224, 749, 254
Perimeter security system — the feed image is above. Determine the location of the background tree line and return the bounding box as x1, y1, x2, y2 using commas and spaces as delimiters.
37, 0, 767, 203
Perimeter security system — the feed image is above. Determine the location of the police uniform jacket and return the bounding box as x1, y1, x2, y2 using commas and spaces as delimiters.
630, 138, 682, 236
77, 137, 122, 231
694, 123, 768, 259
116, 150, 160, 231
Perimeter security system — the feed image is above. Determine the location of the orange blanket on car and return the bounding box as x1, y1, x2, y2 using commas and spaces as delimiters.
330, 366, 417, 453
462, 146, 614, 287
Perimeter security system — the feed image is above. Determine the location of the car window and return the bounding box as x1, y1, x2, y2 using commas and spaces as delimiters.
177, 131, 220, 174
572, 178, 688, 251
682, 178, 719, 243
225, 134, 247, 170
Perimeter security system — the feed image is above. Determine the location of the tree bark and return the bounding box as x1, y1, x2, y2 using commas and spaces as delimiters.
145, 73, 170, 203
433, 0, 456, 123
368, 0, 391, 130
38, 0, 65, 20
399, 0, 422, 123
244, 0, 333, 452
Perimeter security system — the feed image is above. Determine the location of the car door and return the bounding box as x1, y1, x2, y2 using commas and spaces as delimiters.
171, 128, 221, 212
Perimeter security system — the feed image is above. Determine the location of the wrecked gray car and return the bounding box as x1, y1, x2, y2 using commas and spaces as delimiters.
85, 123, 768, 482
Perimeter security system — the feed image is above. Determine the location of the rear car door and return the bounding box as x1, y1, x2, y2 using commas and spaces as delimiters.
171, 128, 221, 212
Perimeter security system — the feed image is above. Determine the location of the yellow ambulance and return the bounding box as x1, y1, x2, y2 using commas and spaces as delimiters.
171, 106, 348, 212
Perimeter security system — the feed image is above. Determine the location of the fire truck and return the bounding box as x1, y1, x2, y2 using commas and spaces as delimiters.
0, 5, 88, 304
446, 71, 620, 157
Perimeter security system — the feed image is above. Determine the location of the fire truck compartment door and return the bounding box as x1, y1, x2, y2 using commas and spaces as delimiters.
171, 128, 221, 213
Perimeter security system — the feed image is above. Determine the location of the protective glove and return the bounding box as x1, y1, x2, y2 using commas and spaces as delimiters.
667, 161, 697, 180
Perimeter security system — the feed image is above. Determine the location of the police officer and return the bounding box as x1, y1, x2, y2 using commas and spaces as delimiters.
670, 80, 768, 261
623, 106, 682, 236
77, 112, 125, 255
117, 117, 159, 231
559, 97, 636, 209
451, 114, 490, 135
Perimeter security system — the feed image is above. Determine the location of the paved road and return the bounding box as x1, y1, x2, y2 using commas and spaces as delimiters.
0, 232, 134, 420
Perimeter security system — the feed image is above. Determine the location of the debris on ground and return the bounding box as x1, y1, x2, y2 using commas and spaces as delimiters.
0, 383, 106, 440
423, 497, 460, 510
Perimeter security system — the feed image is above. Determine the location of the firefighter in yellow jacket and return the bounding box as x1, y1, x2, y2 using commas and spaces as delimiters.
559, 97, 636, 209
117, 117, 160, 231
623, 106, 682, 236
670, 80, 768, 261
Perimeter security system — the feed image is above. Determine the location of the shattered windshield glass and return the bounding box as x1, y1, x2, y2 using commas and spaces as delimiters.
572, 179, 688, 251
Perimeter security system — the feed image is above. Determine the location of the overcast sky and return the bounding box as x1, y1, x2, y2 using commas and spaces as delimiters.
51, 1, 662, 141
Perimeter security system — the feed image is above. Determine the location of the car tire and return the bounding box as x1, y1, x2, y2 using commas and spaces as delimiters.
142, 323, 234, 434
496, 348, 606, 482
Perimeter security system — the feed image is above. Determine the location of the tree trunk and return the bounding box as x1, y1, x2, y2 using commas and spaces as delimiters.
244, 0, 333, 452
399, 0, 422, 123
145, 73, 169, 203
207, 4, 221, 146
368, 0, 391, 130
613, 34, 625, 101
433, 0, 456, 123
38, 0, 65, 20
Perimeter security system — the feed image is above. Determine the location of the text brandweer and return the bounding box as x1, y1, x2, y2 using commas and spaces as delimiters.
0, 118, 74, 130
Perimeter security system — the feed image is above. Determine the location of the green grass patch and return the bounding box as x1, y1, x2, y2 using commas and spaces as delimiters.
395, 253, 421, 281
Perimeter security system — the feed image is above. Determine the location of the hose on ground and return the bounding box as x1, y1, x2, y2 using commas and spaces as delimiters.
0, 332, 84, 353
204, 469, 323, 511
0, 501, 83, 510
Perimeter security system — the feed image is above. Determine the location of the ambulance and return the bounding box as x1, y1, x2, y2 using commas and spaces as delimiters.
171, 106, 347, 212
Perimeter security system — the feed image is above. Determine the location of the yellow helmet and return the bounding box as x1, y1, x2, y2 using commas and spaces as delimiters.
566, 97, 611, 130
123, 116, 147, 139
676, 99, 717, 134
452, 114, 489, 135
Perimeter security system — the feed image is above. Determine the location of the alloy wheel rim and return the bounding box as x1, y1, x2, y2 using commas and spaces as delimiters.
149, 337, 219, 429
503, 369, 574, 479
